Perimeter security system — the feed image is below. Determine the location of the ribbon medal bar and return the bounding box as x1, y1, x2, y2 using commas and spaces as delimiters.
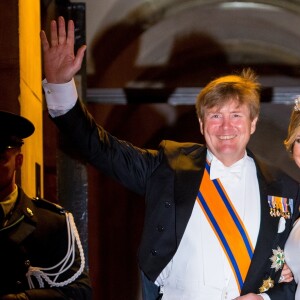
268, 196, 293, 219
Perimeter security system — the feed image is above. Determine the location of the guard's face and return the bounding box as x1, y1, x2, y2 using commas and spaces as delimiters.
0, 148, 22, 199
293, 136, 300, 168
199, 99, 258, 166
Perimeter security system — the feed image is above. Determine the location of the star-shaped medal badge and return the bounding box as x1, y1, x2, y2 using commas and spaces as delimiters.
259, 277, 275, 293
270, 246, 285, 272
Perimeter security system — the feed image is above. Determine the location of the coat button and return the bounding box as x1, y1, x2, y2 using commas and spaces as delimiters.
151, 249, 158, 256
157, 225, 165, 232
164, 201, 171, 208
24, 260, 31, 267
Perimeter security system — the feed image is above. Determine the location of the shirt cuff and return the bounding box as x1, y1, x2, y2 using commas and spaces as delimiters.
42, 78, 78, 117
259, 293, 271, 300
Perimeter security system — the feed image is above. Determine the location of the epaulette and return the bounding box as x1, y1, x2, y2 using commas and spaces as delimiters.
32, 197, 66, 215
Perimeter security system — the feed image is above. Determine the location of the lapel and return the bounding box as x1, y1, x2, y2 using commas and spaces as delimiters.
242, 152, 288, 293
174, 145, 206, 245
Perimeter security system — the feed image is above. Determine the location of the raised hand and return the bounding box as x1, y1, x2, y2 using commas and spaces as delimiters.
40, 16, 86, 84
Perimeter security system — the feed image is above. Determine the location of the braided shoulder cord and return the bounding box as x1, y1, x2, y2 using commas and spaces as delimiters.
26, 212, 85, 288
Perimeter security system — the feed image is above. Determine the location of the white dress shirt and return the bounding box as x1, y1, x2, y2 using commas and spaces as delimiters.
43, 79, 77, 117
155, 151, 269, 300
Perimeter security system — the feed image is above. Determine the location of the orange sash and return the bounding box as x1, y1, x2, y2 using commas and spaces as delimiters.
197, 161, 254, 292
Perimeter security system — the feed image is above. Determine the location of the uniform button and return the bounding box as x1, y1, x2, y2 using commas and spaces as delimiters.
151, 249, 158, 256
24, 260, 30, 267
26, 207, 34, 217
164, 201, 171, 208
157, 225, 165, 232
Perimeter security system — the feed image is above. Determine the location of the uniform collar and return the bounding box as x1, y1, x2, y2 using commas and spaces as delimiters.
0, 185, 18, 217
0, 187, 37, 243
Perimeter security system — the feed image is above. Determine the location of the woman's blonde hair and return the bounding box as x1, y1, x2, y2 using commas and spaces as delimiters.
284, 109, 300, 153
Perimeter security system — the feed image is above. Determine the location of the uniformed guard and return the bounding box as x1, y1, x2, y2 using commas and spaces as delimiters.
0, 110, 92, 299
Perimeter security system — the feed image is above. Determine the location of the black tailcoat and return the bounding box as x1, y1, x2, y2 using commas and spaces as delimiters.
53, 100, 300, 299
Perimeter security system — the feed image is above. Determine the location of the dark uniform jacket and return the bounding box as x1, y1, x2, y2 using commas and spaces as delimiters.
53, 100, 300, 300
0, 186, 92, 299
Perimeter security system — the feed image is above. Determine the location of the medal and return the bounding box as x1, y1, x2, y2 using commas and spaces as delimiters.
270, 246, 285, 272
259, 277, 274, 293
268, 196, 293, 219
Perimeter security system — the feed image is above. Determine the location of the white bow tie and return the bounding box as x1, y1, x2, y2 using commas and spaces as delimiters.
210, 159, 243, 181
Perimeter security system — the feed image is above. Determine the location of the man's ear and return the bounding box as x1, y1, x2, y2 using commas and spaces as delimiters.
15, 153, 23, 169
199, 118, 204, 135
250, 116, 258, 135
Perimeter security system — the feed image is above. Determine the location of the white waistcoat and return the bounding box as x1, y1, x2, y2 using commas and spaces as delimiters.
155, 153, 260, 300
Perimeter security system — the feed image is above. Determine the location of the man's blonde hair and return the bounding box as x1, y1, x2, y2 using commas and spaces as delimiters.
195, 68, 261, 122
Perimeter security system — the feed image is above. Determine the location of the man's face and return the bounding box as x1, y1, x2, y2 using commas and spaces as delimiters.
199, 99, 258, 166
0, 148, 22, 199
